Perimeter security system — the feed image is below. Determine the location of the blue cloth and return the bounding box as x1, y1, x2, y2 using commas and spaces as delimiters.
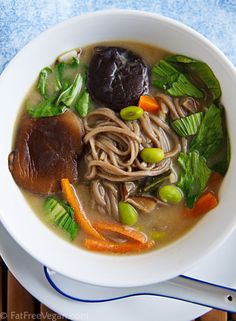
0, 0, 235, 73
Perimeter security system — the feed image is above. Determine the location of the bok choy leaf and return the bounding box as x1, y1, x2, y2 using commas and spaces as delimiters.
190, 104, 223, 160
56, 73, 83, 107
166, 55, 221, 101
177, 151, 212, 208
152, 60, 203, 98
37, 67, 52, 98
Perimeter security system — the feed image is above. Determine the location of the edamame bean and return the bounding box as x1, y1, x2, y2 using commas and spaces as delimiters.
118, 201, 138, 226
149, 230, 166, 241
140, 148, 164, 163
120, 106, 144, 121
159, 185, 183, 204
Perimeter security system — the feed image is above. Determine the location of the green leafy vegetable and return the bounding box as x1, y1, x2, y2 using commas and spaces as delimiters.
172, 112, 204, 137
178, 151, 212, 208
190, 105, 223, 160
27, 97, 66, 118
37, 67, 52, 98
166, 55, 221, 101
212, 132, 231, 175
44, 197, 79, 240
56, 73, 83, 107
141, 170, 171, 193
152, 60, 203, 98
55, 62, 65, 91
75, 91, 90, 117
70, 57, 80, 68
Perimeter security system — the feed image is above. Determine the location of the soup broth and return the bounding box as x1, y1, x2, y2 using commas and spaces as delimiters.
9, 41, 229, 254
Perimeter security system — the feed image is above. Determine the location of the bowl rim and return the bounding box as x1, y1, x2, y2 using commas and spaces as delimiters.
1, 9, 236, 287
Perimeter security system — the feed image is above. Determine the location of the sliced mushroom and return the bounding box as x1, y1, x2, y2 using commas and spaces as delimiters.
126, 195, 157, 214
9, 110, 84, 195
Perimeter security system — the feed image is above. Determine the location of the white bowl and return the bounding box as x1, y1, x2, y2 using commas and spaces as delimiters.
0, 10, 236, 287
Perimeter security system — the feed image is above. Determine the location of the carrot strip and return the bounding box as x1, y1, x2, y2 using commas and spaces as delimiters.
84, 239, 154, 253
93, 221, 148, 244
183, 192, 218, 217
61, 178, 105, 240
138, 95, 160, 112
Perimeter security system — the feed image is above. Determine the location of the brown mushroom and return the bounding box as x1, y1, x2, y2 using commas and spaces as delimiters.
9, 110, 84, 195
126, 195, 157, 214
87, 46, 149, 111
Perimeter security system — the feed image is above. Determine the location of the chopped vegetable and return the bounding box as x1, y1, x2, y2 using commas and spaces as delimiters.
178, 151, 212, 208
56, 74, 83, 107
138, 95, 160, 112
183, 192, 218, 216
166, 55, 221, 101
118, 202, 138, 226
70, 57, 80, 67
149, 230, 166, 241
190, 105, 223, 160
61, 178, 105, 240
120, 106, 144, 121
171, 112, 204, 137
152, 60, 203, 98
93, 221, 148, 244
57, 49, 80, 64
37, 67, 52, 98
141, 170, 171, 193
55, 62, 65, 91
140, 148, 164, 163
75, 91, 90, 117
212, 130, 230, 176
159, 185, 183, 204
84, 239, 154, 253
27, 97, 66, 118
44, 197, 79, 240
126, 196, 157, 213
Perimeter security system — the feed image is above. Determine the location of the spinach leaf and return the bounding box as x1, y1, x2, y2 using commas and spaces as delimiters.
27, 97, 66, 118
177, 151, 212, 208
37, 67, 52, 98
166, 55, 221, 101
190, 104, 223, 160
56, 73, 83, 107
152, 60, 203, 98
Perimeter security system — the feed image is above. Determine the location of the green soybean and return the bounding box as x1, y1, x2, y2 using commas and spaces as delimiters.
118, 201, 138, 226
120, 106, 144, 121
149, 230, 166, 241
159, 185, 183, 204
140, 148, 164, 163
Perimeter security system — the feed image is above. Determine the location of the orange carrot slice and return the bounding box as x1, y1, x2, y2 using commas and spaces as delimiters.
138, 95, 160, 112
183, 192, 218, 217
84, 239, 154, 253
93, 221, 148, 244
61, 178, 105, 240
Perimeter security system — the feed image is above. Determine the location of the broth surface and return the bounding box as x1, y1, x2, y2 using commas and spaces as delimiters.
13, 40, 225, 253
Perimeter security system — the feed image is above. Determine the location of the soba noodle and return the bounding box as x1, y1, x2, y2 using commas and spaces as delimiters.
83, 93, 197, 218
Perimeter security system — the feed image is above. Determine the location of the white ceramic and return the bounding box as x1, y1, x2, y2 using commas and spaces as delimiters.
0, 10, 236, 287
1, 222, 236, 321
